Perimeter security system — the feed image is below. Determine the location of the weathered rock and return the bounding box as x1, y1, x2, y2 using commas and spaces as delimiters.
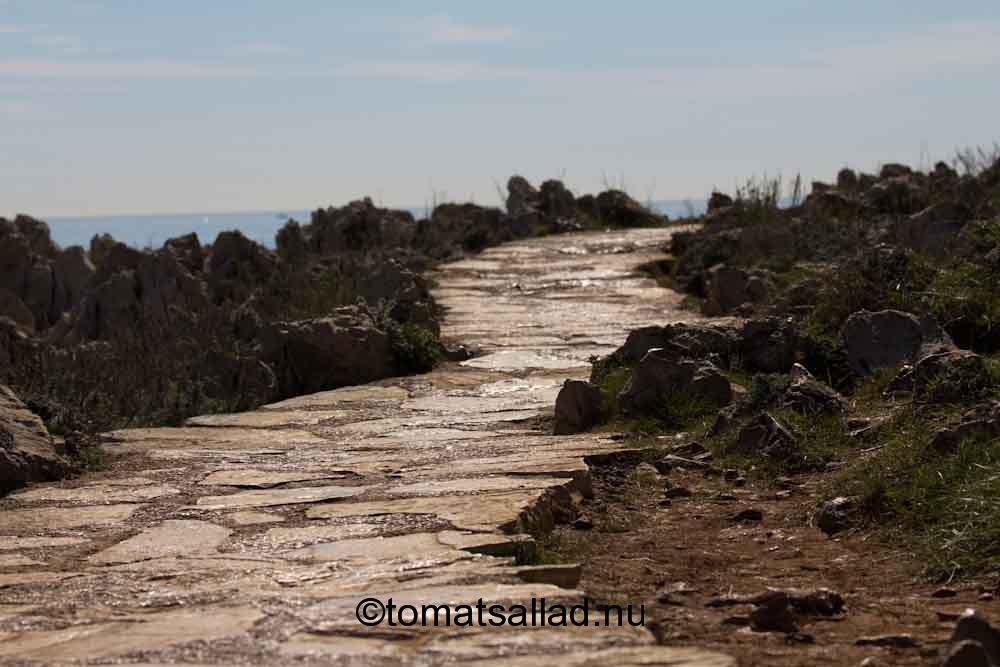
944, 640, 994, 667
855, 634, 920, 649
707, 191, 734, 212
0, 288, 34, 331
815, 496, 859, 535
618, 350, 732, 415
889, 350, 990, 401
836, 168, 859, 191
864, 177, 928, 215
552, 380, 603, 435
749, 592, 798, 633
950, 611, 1000, 664
163, 233, 203, 273
0, 384, 68, 495
613, 323, 737, 367
844, 310, 953, 376
932, 401, 1000, 453
894, 202, 972, 256
308, 198, 417, 253
583, 189, 665, 228
702, 266, 752, 315
419, 203, 513, 259
506, 175, 540, 218
733, 413, 797, 458
784, 364, 847, 414
739, 318, 806, 374
52, 246, 96, 319
260, 307, 393, 398
208, 230, 277, 287
88, 233, 117, 267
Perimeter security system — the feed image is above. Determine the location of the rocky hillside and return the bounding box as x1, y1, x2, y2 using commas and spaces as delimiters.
0, 177, 665, 493
556, 151, 1000, 582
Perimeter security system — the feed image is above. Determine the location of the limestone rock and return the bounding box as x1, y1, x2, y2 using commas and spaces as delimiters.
844, 309, 953, 376
618, 350, 732, 415
553, 380, 603, 435
0, 384, 68, 495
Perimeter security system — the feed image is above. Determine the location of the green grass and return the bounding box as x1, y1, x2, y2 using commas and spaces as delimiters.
513, 536, 565, 566
833, 408, 1000, 580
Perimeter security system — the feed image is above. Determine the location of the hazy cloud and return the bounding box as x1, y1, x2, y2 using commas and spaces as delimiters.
422, 16, 517, 44
0, 59, 257, 81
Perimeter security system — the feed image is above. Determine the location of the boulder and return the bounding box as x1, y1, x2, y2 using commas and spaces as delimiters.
308, 198, 416, 253
618, 350, 732, 415
702, 265, 770, 315
260, 307, 394, 398
815, 496, 858, 535
89, 233, 118, 267
0, 317, 32, 369
783, 364, 847, 414
0, 384, 69, 495
836, 168, 859, 191
208, 230, 276, 281
739, 318, 806, 374
586, 190, 665, 228
733, 413, 797, 459
863, 177, 928, 215
53, 246, 96, 314
614, 323, 737, 365
946, 611, 1000, 667
506, 175, 540, 218
844, 310, 954, 376
894, 202, 972, 256
553, 380, 603, 435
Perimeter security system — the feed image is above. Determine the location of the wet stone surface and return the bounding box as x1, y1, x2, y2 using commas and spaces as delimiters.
0, 228, 732, 664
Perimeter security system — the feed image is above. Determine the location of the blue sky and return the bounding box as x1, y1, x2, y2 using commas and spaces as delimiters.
2, 1, 999, 216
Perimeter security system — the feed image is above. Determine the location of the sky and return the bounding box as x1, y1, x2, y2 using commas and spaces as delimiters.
2, 1, 999, 217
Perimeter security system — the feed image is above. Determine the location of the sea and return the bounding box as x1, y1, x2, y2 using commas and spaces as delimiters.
43, 199, 707, 250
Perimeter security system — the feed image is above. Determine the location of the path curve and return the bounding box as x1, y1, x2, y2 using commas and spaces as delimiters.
0, 228, 732, 665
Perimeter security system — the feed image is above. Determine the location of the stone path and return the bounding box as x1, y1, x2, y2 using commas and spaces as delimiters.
0, 228, 732, 665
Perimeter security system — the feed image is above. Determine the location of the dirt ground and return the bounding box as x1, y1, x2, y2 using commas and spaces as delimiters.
553, 456, 1000, 666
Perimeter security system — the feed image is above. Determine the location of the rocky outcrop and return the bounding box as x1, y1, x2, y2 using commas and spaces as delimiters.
893, 201, 972, 257
784, 364, 847, 414
738, 318, 809, 374
844, 309, 954, 376
260, 307, 393, 398
944, 611, 1000, 667
619, 349, 732, 415
0, 217, 94, 331
930, 401, 1000, 453
733, 413, 797, 458
701, 265, 769, 315
553, 380, 603, 435
0, 384, 68, 495
305, 198, 417, 254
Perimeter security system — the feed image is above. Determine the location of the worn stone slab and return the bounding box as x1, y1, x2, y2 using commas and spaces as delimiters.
0, 536, 88, 550
12, 483, 179, 504
307, 491, 542, 532
194, 485, 367, 510
0, 554, 43, 568
2, 504, 143, 531
387, 475, 570, 497
0, 605, 262, 662
199, 469, 348, 488
226, 511, 286, 526
185, 409, 350, 428
263, 385, 409, 410
88, 520, 232, 565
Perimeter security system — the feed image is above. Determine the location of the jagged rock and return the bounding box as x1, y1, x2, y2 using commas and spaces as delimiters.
538, 179, 577, 220
837, 168, 859, 191
0, 384, 68, 495
864, 177, 928, 215
552, 380, 603, 435
613, 323, 737, 366
88, 233, 117, 267
419, 203, 512, 258
816, 496, 859, 535
260, 307, 393, 398
208, 231, 277, 283
739, 318, 806, 374
53, 247, 95, 316
707, 191, 734, 212
844, 309, 954, 376
784, 364, 847, 414
506, 175, 540, 218
0, 289, 34, 331
618, 350, 732, 415
733, 413, 797, 458
582, 190, 665, 228
894, 202, 972, 256
307, 198, 416, 253
163, 233, 203, 273
804, 190, 866, 218
0, 317, 31, 368
880, 163, 913, 179
890, 350, 990, 401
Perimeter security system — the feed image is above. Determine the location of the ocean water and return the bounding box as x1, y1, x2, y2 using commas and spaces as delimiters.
44, 199, 706, 250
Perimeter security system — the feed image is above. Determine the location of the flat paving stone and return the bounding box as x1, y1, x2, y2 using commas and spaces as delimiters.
194, 485, 368, 510
2, 504, 144, 531
226, 511, 286, 526
88, 520, 232, 565
11, 483, 179, 504
0, 536, 89, 550
199, 469, 349, 488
